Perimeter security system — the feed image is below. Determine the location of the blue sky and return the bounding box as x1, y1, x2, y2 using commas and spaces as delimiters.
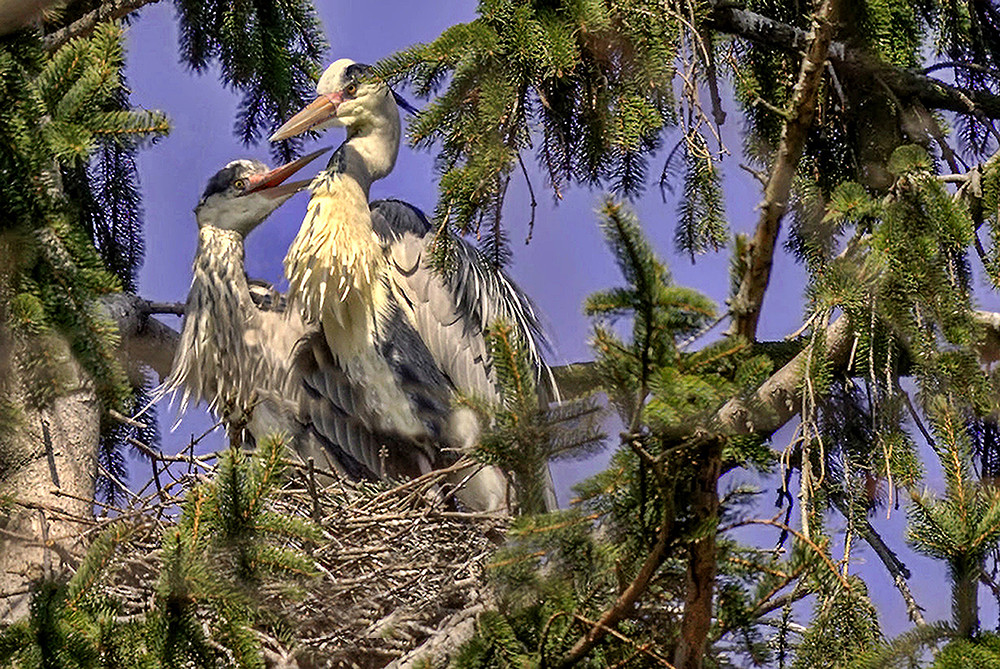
122, 0, 980, 637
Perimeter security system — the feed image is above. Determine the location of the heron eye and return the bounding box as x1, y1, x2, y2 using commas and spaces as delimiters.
345, 83, 357, 96
234, 178, 247, 190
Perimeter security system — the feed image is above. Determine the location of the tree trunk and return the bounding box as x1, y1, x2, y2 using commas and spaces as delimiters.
0, 333, 101, 623
954, 559, 980, 639
674, 439, 723, 669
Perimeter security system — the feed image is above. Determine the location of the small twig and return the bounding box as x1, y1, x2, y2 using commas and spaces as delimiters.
40, 415, 61, 488
109, 409, 148, 429
307, 458, 323, 524
739, 163, 768, 186
517, 153, 538, 244
40, 511, 52, 580
538, 611, 573, 668
51, 488, 127, 515
97, 463, 141, 503
785, 310, 821, 340
719, 517, 850, 589
896, 382, 936, 448
127, 438, 170, 512
659, 138, 685, 201
923, 60, 1000, 80
570, 614, 675, 667
677, 313, 729, 350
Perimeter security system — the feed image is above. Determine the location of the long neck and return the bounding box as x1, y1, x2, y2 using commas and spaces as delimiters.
334, 104, 401, 196
284, 100, 399, 358
166, 227, 260, 415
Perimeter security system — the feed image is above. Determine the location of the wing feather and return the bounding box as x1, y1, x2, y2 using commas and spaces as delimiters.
292, 331, 439, 480
371, 199, 556, 401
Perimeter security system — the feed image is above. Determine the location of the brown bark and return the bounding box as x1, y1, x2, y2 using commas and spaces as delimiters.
730, 0, 841, 340
42, 0, 161, 51
0, 334, 100, 623
673, 440, 722, 669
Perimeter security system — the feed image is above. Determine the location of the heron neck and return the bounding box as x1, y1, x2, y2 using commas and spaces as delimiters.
164, 226, 257, 415
192, 227, 253, 309
333, 112, 400, 196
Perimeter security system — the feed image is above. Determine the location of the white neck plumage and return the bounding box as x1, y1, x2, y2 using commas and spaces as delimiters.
343, 104, 401, 194
165, 227, 261, 416
284, 106, 400, 360
283, 104, 428, 439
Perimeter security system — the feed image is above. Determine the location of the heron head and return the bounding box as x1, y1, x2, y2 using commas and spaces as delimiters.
194, 148, 329, 234
270, 58, 411, 141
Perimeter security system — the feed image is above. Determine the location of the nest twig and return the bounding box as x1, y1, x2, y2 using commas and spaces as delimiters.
54, 445, 509, 668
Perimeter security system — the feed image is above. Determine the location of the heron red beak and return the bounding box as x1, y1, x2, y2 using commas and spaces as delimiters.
269, 92, 346, 142
243, 147, 331, 199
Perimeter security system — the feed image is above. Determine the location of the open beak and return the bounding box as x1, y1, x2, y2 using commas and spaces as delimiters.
269, 92, 345, 142
243, 147, 331, 199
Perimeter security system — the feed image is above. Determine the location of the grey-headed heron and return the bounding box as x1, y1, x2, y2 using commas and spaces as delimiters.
270, 59, 557, 511
162, 151, 453, 486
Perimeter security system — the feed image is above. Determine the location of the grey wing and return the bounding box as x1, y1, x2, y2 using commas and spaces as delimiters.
291, 331, 437, 480
371, 199, 556, 402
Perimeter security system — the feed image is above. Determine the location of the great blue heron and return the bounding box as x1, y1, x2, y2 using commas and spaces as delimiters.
270, 59, 557, 511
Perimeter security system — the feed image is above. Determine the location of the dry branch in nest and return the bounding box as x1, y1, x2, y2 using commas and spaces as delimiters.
31, 445, 508, 669
267, 465, 507, 667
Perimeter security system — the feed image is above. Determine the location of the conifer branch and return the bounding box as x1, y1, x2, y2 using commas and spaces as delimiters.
43, 0, 161, 52
830, 494, 926, 625
707, 5, 1000, 119
729, 0, 841, 340
555, 469, 677, 668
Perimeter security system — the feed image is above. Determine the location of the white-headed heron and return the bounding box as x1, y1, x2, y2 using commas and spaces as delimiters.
270, 59, 558, 511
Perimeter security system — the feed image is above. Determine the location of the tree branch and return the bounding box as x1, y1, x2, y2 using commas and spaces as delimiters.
42, 0, 161, 51
99, 292, 180, 382
707, 5, 1000, 119
716, 315, 853, 438
729, 0, 840, 340
829, 494, 926, 625
555, 460, 678, 667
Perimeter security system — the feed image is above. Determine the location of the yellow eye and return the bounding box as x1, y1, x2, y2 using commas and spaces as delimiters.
234, 178, 247, 190
345, 83, 357, 96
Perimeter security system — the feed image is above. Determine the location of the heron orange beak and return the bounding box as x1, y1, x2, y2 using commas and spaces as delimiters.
269, 92, 346, 142
243, 147, 331, 199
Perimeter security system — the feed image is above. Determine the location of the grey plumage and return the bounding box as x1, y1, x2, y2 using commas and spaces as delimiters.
269, 58, 558, 510
372, 199, 556, 404
160, 153, 406, 482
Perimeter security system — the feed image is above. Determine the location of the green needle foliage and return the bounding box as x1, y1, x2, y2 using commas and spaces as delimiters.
0, 24, 168, 440
0, 435, 319, 668
3, 0, 328, 490
473, 320, 604, 515
783, 145, 1000, 661
174, 0, 327, 162
376, 0, 735, 269
456, 201, 801, 666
